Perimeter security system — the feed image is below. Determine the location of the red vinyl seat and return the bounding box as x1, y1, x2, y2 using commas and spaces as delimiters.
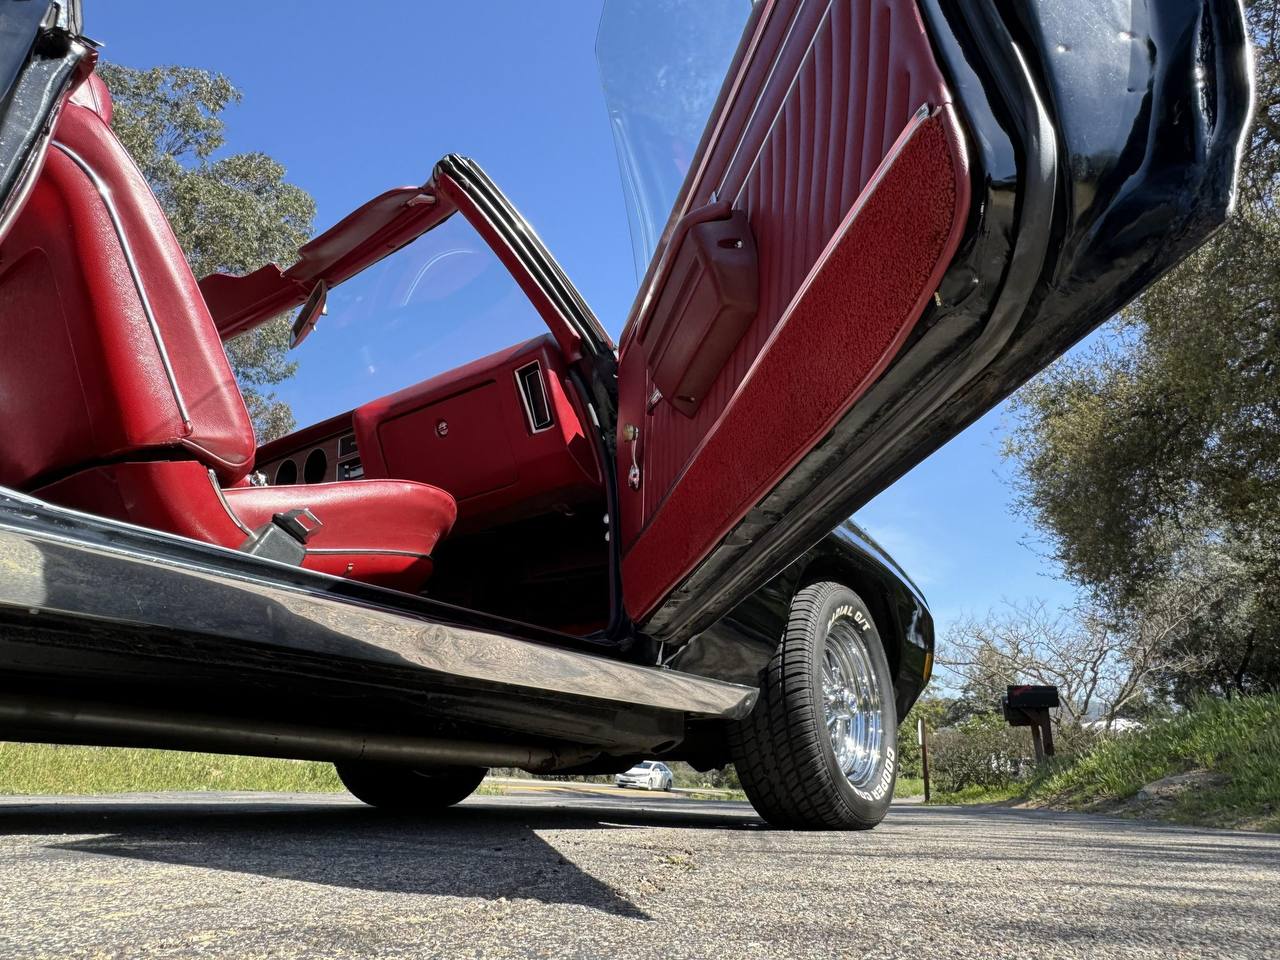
0, 72, 456, 593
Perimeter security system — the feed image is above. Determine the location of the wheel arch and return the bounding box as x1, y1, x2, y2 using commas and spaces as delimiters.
667, 530, 933, 757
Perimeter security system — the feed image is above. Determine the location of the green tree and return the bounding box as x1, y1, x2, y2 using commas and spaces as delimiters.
1003, 1, 1280, 698
98, 63, 315, 442
898, 694, 951, 779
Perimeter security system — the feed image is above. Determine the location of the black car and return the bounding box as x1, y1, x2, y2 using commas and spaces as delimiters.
0, 0, 1250, 829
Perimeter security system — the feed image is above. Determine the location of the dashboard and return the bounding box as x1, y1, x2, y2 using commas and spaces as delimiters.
258, 413, 362, 488
253, 336, 603, 534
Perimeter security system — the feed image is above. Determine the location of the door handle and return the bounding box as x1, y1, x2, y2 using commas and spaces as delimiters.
623, 423, 641, 490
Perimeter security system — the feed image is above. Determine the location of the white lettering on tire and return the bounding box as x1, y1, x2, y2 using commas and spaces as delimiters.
852, 745, 895, 802
828, 605, 872, 632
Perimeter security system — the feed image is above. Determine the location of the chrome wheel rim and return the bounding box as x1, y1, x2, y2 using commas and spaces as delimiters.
821, 618, 884, 788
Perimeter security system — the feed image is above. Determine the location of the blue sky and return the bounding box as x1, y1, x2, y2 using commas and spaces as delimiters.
90, 1, 1079, 639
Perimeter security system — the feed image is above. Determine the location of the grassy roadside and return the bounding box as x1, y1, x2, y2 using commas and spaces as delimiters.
1, 743, 928, 802
0, 743, 345, 795
894, 776, 924, 799
0, 744, 518, 797
930, 694, 1280, 831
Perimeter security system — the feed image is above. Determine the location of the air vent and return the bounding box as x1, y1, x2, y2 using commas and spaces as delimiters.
514, 360, 554, 433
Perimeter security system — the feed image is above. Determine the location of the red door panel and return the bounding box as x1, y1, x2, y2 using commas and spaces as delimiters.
615, 0, 970, 620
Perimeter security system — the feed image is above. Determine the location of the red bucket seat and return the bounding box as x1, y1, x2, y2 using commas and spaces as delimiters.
0, 72, 456, 592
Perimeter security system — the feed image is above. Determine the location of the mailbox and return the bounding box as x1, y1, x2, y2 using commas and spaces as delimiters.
1003, 685, 1060, 724
1006, 685, 1060, 709
1002, 684, 1060, 759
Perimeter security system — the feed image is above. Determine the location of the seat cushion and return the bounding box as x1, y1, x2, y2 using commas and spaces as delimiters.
225, 479, 457, 589
37, 462, 457, 593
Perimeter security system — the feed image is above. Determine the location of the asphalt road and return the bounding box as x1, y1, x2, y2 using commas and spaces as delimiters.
0, 787, 1276, 959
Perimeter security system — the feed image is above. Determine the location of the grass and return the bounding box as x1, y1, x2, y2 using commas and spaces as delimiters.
0, 744, 521, 797
927, 783, 1017, 805
0, 745, 730, 801
0, 747, 952, 807
894, 776, 925, 798
930, 694, 1280, 831
0, 743, 346, 795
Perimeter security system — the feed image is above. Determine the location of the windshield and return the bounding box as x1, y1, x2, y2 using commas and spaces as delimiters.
252, 214, 550, 430
596, 0, 752, 280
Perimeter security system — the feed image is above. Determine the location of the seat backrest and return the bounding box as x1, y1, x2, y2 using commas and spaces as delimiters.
0, 72, 255, 490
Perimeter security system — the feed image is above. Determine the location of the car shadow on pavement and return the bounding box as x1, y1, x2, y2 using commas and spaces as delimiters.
0, 797, 760, 918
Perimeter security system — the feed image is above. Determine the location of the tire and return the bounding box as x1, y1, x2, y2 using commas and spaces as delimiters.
728, 581, 898, 830
335, 761, 487, 813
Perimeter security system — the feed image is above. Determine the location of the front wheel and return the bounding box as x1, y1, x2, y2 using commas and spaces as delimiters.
335, 761, 486, 813
729, 581, 898, 830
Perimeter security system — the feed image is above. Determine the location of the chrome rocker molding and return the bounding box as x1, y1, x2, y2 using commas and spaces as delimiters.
0, 488, 755, 759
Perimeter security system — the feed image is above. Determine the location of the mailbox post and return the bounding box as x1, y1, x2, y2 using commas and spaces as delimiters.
1002, 685, 1060, 763
917, 716, 930, 802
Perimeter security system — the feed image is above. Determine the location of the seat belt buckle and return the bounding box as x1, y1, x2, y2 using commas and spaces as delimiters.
239, 508, 322, 566
272, 508, 322, 544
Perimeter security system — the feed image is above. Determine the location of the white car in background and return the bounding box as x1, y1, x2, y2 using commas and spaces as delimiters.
615, 761, 673, 791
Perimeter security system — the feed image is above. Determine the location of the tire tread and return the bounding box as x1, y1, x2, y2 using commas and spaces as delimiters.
728, 581, 894, 830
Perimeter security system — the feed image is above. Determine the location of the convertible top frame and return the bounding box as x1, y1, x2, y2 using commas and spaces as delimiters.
198, 156, 614, 366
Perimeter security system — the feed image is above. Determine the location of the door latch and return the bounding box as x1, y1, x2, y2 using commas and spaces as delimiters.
623, 423, 641, 490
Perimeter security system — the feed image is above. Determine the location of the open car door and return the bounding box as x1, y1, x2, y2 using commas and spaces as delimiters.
605, 0, 1253, 644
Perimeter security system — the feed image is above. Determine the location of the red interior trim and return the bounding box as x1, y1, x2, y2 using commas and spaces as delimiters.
200, 185, 455, 340
351, 336, 601, 533
621, 107, 970, 619
201, 167, 590, 360
36, 460, 456, 593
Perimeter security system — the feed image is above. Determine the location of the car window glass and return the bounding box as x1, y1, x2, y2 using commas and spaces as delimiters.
233, 215, 548, 435
596, 0, 753, 280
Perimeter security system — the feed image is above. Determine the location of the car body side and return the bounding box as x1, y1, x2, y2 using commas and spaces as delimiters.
677, 521, 932, 726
